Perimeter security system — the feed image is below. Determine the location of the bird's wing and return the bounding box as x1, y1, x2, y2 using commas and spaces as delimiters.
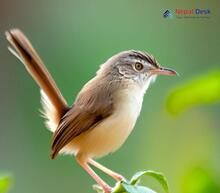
51, 80, 114, 159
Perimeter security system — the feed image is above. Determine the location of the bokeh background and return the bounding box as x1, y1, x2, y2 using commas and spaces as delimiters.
0, 0, 220, 193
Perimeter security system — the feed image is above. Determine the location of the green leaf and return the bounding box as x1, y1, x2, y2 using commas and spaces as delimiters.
94, 181, 127, 193
93, 182, 157, 193
0, 176, 11, 193
122, 183, 157, 193
112, 181, 127, 193
93, 170, 169, 193
166, 71, 220, 115
130, 171, 169, 193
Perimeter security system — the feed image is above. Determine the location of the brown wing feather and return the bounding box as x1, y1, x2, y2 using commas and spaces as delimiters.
51, 78, 115, 159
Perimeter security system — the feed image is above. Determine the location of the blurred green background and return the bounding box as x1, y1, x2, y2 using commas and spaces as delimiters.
0, 0, 220, 193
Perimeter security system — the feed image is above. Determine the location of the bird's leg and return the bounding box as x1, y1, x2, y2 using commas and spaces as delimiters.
88, 158, 124, 181
76, 157, 112, 193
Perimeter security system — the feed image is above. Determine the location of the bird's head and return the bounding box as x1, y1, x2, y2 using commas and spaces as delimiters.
98, 50, 177, 92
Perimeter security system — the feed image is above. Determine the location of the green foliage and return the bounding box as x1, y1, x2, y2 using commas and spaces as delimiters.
182, 167, 220, 193
0, 175, 11, 193
121, 184, 156, 193
93, 170, 169, 193
166, 71, 220, 115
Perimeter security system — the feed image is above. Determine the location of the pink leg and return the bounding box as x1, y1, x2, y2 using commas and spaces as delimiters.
88, 158, 124, 181
76, 157, 112, 193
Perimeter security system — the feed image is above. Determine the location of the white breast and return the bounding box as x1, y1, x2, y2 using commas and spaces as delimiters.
62, 85, 144, 160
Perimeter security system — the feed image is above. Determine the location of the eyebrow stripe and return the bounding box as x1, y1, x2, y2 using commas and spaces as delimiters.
131, 50, 159, 68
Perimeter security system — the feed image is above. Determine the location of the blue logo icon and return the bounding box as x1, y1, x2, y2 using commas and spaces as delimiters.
163, 10, 173, 18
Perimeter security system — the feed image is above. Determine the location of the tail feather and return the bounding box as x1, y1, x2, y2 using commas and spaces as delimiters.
6, 29, 68, 132
40, 90, 61, 132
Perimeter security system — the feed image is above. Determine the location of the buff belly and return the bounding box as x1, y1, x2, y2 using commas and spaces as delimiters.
61, 87, 144, 160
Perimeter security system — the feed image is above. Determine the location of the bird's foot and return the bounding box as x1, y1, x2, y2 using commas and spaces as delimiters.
103, 185, 112, 193
113, 174, 126, 182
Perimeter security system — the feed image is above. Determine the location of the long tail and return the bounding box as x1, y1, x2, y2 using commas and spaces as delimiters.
6, 29, 69, 132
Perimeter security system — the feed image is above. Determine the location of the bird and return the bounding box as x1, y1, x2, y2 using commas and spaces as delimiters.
6, 29, 177, 193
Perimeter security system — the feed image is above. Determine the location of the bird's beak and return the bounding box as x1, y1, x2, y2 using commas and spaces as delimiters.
150, 67, 178, 76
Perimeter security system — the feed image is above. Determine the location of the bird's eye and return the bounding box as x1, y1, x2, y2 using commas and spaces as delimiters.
134, 62, 144, 71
